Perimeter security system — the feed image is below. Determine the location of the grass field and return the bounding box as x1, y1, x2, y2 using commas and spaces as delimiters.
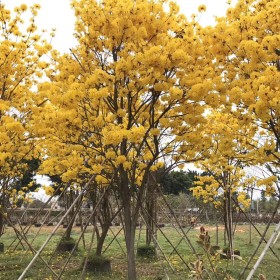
0, 223, 279, 279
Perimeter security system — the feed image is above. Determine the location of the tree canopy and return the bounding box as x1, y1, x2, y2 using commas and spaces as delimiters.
0, 3, 52, 235
1, 0, 280, 278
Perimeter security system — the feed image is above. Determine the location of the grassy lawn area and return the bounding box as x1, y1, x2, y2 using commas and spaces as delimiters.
0, 224, 279, 279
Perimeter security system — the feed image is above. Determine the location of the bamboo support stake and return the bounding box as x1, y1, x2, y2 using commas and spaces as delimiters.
246, 221, 280, 280
140, 203, 191, 271
156, 201, 195, 254
273, 229, 280, 245
4, 216, 58, 278
139, 212, 175, 273
18, 175, 96, 280
57, 190, 107, 279
168, 209, 204, 256
9, 184, 68, 252
157, 186, 197, 255
103, 226, 126, 255
238, 198, 280, 279
136, 221, 143, 252
80, 222, 96, 280
46, 195, 84, 265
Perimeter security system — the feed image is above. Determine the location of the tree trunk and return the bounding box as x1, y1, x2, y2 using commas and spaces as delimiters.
145, 178, 157, 246
64, 214, 75, 240
124, 212, 136, 280
0, 212, 4, 237
223, 189, 234, 258
216, 221, 219, 246
127, 231, 136, 280
0, 195, 7, 237
122, 185, 137, 280
226, 190, 234, 257
96, 225, 110, 256
64, 190, 75, 240
249, 189, 253, 244
223, 209, 227, 246
116, 145, 138, 280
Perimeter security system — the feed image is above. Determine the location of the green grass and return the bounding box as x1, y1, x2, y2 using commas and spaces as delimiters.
0, 224, 279, 279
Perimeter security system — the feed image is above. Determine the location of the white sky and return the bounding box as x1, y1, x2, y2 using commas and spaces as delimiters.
2, 0, 236, 53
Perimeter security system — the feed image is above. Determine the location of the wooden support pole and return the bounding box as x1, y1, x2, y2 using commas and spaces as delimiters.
18, 175, 96, 280
246, 222, 280, 280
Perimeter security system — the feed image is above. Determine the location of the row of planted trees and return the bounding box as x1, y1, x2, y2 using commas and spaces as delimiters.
0, 0, 280, 279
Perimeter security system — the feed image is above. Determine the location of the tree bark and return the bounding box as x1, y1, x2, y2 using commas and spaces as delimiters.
96, 224, 110, 256
121, 176, 137, 280
64, 190, 75, 240
124, 213, 136, 280
0, 212, 4, 237
223, 189, 233, 256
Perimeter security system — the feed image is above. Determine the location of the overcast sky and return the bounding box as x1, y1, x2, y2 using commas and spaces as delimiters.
3, 0, 236, 52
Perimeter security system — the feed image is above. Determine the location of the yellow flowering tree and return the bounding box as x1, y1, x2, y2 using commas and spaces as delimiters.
34, 0, 212, 278
190, 0, 280, 268
192, 111, 258, 255
0, 3, 51, 237
206, 0, 280, 193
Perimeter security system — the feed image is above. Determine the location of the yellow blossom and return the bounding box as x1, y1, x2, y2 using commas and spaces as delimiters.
198, 5, 206, 12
